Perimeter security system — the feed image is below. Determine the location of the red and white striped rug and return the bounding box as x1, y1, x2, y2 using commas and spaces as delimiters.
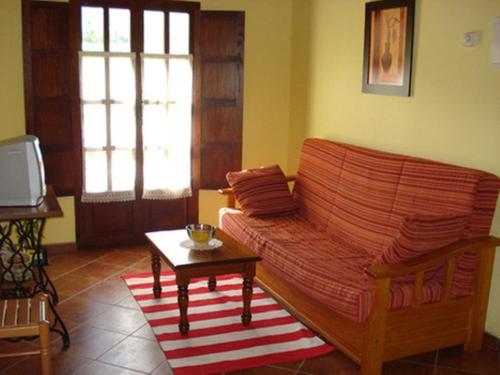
122, 271, 334, 374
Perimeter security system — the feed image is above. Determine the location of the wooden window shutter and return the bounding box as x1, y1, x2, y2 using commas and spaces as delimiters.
199, 11, 244, 189
22, 0, 75, 196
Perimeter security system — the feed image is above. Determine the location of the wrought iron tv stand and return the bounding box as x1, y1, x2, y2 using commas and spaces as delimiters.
0, 186, 69, 347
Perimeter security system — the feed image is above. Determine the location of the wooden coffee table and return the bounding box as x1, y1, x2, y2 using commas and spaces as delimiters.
145, 229, 262, 335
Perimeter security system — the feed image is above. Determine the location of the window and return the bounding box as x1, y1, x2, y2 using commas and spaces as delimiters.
79, 5, 193, 202
141, 11, 192, 200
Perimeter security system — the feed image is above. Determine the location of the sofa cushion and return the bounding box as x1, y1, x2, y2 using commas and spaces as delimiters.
293, 139, 347, 229
391, 160, 486, 295
226, 165, 297, 217
220, 209, 443, 323
325, 146, 405, 256
302, 138, 495, 297
375, 213, 469, 265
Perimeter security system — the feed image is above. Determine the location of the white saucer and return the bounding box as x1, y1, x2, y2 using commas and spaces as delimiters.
180, 238, 223, 251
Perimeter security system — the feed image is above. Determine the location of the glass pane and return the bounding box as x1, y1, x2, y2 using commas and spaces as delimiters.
111, 150, 135, 191
110, 57, 136, 103
143, 148, 169, 190
82, 104, 106, 149
84, 151, 107, 192
111, 104, 135, 148
169, 12, 189, 54
109, 8, 131, 52
167, 57, 192, 142
142, 58, 167, 102
144, 11, 165, 54
80, 56, 105, 100
142, 104, 169, 147
168, 57, 192, 103
81, 7, 104, 52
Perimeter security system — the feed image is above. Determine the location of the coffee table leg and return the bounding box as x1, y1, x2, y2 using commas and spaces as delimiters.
178, 283, 189, 335
241, 276, 253, 325
152, 253, 162, 298
208, 276, 216, 291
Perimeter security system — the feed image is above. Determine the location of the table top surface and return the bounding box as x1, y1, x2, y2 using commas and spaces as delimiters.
146, 229, 262, 270
0, 186, 62, 221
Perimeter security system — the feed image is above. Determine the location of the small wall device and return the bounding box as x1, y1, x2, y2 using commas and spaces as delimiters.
492, 17, 500, 68
0, 135, 46, 207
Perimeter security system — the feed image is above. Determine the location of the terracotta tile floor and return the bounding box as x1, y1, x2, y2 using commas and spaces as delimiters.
0, 246, 499, 374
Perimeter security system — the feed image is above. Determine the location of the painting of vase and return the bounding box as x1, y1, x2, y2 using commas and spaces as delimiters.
362, 0, 415, 96
368, 7, 407, 86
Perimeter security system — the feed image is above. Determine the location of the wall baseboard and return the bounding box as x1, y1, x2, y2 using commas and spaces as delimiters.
44, 242, 77, 255
484, 332, 500, 351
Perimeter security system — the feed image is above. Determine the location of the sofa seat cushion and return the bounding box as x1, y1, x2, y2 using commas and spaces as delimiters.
220, 209, 442, 323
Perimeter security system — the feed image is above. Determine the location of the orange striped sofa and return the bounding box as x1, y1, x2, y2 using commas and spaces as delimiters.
219, 138, 500, 375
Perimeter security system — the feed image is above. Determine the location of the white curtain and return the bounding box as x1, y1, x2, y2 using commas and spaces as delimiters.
141, 53, 193, 200
80, 51, 137, 203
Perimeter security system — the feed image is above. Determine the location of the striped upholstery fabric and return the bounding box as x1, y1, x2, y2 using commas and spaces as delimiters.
452, 174, 500, 296
325, 146, 404, 256
389, 159, 493, 294
376, 214, 469, 265
226, 165, 297, 217
220, 138, 500, 323
374, 214, 469, 283
220, 209, 442, 323
293, 140, 346, 229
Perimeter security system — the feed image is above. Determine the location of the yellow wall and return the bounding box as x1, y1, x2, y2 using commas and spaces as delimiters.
0, 0, 25, 140
198, 0, 293, 225
2, 0, 500, 335
289, 0, 500, 335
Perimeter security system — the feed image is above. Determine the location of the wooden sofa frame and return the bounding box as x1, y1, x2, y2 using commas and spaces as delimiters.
218, 176, 500, 375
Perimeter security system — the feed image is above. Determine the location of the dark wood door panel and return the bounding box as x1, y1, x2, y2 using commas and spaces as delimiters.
201, 12, 243, 57
91, 203, 135, 233
30, 3, 69, 49
201, 62, 240, 100
201, 106, 241, 143
201, 143, 241, 189
43, 151, 76, 196
143, 199, 188, 232
31, 54, 71, 98
77, 201, 143, 249
199, 11, 244, 189
33, 99, 73, 147
23, 0, 74, 196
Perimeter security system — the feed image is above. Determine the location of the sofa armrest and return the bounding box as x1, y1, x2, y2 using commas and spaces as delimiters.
217, 175, 297, 208
364, 235, 500, 329
217, 187, 236, 208
365, 236, 500, 280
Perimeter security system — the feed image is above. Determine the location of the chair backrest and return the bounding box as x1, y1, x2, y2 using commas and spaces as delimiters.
0, 294, 52, 375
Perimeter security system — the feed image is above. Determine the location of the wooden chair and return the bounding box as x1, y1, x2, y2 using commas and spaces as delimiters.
0, 294, 52, 374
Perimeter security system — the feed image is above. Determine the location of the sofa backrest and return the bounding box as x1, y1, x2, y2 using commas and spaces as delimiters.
293, 138, 499, 258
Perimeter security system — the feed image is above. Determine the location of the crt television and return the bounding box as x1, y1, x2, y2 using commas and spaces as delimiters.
0, 135, 46, 207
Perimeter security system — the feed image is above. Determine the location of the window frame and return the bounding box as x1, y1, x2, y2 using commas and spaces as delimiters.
72, 0, 200, 203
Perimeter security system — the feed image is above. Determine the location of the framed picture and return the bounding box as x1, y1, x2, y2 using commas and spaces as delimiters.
362, 0, 415, 96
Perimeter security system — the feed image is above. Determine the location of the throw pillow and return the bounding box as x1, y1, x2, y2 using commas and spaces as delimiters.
226, 165, 298, 217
